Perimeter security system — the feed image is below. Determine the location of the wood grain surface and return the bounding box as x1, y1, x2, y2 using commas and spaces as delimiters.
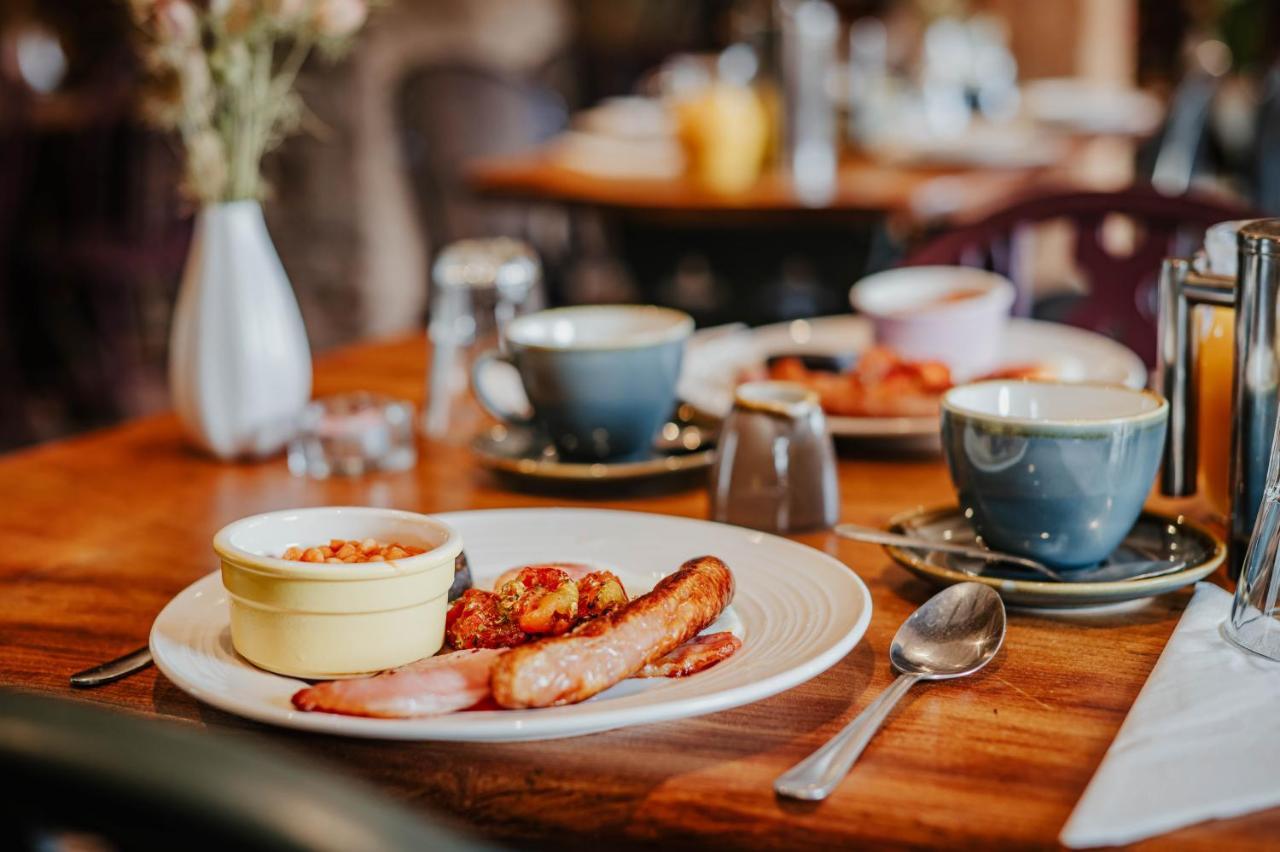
0, 335, 1269, 850
466, 151, 1055, 221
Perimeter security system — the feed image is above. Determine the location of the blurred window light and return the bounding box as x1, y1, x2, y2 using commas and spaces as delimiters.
15, 24, 67, 94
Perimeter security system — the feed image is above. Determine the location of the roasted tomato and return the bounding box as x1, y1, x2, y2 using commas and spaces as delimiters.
497, 566, 579, 635
576, 570, 628, 619
445, 589, 526, 649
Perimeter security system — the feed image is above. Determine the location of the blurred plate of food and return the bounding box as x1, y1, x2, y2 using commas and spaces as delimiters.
546, 96, 686, 180
546, 130, 685, 180
677, 315, 1147, 442
1021, 78, 1163, 137
864, 121, 1067, 169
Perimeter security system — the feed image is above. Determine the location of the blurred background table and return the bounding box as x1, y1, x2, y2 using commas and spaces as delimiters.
466, 141, 1096, 328
468, 149, 1060, 220
1, 335, 1273, 850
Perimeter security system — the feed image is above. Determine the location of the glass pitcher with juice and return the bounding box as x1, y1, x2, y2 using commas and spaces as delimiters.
1196, 304, 1233, 520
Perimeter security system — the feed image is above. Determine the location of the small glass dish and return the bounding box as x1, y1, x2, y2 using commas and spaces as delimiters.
287, 392, 416, 478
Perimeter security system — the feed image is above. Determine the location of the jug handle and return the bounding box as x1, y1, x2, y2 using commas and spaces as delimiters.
1156, 257, 1236, 497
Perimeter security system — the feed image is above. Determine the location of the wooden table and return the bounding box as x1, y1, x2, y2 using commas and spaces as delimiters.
467, 150, 1064, 223
1, 335, 1269, 850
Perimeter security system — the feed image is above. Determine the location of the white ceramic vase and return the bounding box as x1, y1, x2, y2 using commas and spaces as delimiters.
169, 200, 312, 459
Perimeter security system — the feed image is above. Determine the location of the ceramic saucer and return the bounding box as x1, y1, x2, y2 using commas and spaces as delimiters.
882, 506, 1224, 607
472, 424, 714, 483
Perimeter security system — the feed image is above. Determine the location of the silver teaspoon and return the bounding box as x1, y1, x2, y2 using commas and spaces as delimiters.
835, 523, 1065, 580
70, 645, 153, 688
774, 582, 1006, 801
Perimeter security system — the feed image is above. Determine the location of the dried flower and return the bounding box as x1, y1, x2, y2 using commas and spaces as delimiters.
209, 0, 256, 36
263, 0, 309, 21
313, 0, 366, 38
209, 39, 251, 88
133, 0, 369, 202
154, 0, 200, 45
139, 63, 185, 128
186, 129, 228, 200
180, 48, 214, 122
127, 0, 158, 25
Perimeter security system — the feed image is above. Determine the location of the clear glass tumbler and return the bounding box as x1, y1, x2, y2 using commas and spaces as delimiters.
1226, 400, 1280, 660
424, 238, 540, 442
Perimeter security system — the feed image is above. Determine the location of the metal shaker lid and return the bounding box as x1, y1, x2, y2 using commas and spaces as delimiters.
432, 238, 540, 299
1239, 219, 1280, 256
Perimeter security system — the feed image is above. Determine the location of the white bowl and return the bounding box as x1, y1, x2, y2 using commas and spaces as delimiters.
212, 507, 461, 679
849, 266, 1016, 377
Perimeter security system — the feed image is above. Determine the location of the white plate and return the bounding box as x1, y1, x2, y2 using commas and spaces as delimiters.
151, 509, 871, 742
1021, 78, 1163, 136
677, 315, 1148, 439
866, 123, 1067, 169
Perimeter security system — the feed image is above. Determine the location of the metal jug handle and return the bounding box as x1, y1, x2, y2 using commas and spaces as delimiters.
1156, 257, 1235, 497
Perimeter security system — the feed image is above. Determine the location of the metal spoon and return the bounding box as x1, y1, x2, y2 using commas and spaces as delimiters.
70, 645, 152, 688
836, 523, 1065, 579
775, 582, 1006, 801
835, 524, 1187, 584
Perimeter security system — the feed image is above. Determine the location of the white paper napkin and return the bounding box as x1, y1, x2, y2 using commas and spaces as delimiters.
1060, 582, 1280, 847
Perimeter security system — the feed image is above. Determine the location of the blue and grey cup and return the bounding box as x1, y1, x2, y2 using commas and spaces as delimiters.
473, 305, 694, 461
941, 380, 1169, 570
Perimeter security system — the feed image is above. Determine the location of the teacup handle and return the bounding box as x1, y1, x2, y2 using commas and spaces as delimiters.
471, 349, 535, 427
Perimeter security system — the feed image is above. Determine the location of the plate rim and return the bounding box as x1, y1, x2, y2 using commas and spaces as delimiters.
882, 505, 1224, 602
679, 315, 1149, 438
150, 508, 873, 741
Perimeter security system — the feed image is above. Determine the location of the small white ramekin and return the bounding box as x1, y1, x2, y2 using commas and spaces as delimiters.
212, 506, 461, 679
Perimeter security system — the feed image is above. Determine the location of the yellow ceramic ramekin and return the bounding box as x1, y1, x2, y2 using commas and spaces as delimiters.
212, 506, 462, 679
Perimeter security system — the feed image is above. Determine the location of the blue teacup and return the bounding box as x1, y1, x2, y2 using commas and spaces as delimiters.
473, 305, 694, 461
941, 380, 1169, 569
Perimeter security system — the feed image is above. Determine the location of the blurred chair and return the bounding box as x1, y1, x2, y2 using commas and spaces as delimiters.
0, 689, 496, 852
18, 122, 190, 439
1140, 69, 1224, 195
901, 186, 1258, 365
397, 63, 569, 300
0, 129, 31, 448
1136, 35, 1237, 197
1, 15, 189, 449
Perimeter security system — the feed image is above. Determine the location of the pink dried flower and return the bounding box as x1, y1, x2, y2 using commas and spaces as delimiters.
313, 0, 367, 38
155, 0, 200, 45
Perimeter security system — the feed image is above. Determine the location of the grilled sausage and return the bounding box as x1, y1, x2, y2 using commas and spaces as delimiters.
490, 555, 735, 708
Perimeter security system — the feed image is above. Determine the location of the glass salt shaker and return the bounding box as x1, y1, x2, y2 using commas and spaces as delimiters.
424, 238, 540, 442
